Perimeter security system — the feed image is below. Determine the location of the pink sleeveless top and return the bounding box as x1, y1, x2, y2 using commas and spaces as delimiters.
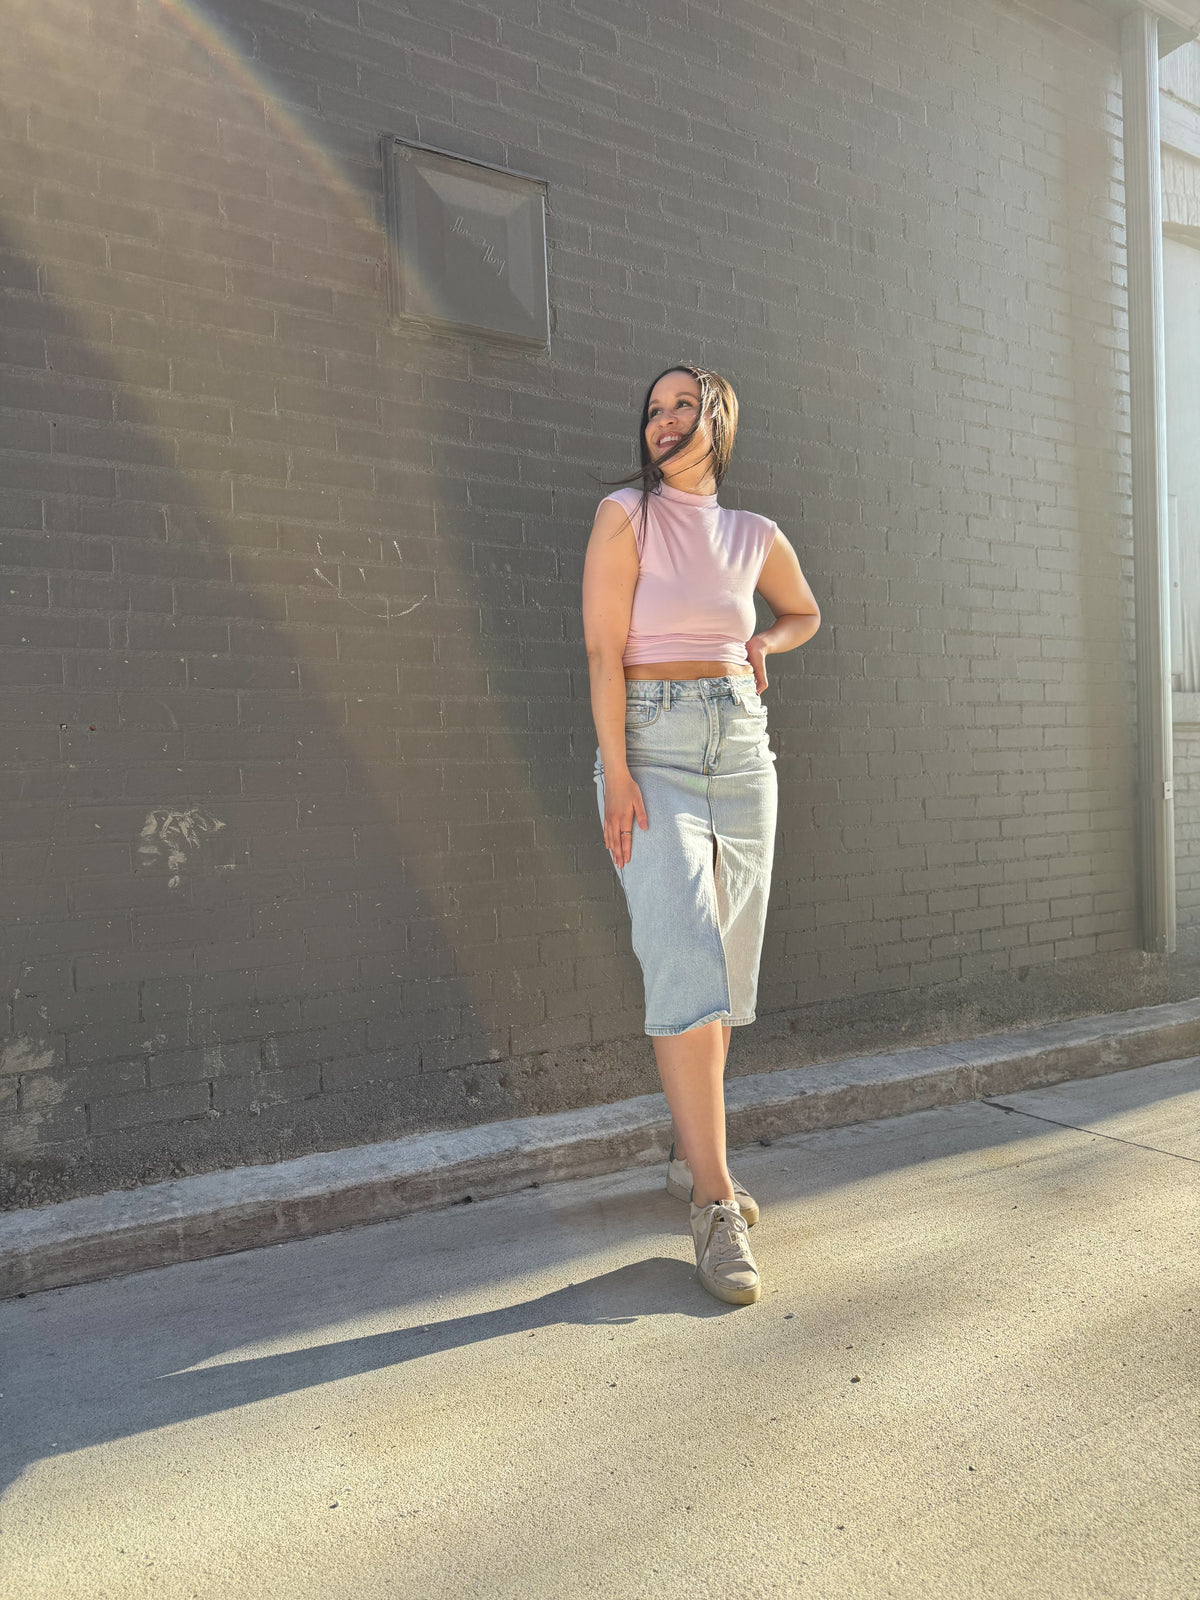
600, 482, 779, 669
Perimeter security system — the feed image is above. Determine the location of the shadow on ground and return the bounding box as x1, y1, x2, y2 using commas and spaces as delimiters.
0, 1257, 728, 1497
3, 1063, 1196, 1503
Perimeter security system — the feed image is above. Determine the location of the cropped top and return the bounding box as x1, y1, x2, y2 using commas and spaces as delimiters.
600, 482, 779, 669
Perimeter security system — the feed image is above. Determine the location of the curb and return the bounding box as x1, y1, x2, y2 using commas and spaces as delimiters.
5, 996, 1200, 1299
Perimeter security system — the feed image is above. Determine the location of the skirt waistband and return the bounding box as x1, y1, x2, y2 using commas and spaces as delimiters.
625, 674, 757, 710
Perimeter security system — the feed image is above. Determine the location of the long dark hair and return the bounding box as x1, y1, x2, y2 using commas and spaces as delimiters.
597, 364, 740, 542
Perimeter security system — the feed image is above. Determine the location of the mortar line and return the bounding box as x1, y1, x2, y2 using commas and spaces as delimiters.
982, 1099, 1200, 1165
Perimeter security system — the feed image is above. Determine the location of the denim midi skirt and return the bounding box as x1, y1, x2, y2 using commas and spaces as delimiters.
594, 674, 778, 1037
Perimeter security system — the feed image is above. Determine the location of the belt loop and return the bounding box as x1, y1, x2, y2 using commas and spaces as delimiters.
663, 677, 671, 712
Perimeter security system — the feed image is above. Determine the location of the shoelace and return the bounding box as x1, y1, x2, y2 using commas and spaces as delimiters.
701, 1205, 752, 1268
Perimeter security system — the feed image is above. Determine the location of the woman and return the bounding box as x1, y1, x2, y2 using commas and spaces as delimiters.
582, 365, 820, 1306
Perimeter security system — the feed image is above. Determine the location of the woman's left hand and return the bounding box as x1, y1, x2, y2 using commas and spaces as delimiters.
746, 634, 770, 694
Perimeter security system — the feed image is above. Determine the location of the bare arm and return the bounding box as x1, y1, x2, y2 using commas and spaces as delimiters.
582, 498, 648, 867
747, 529, 821, 693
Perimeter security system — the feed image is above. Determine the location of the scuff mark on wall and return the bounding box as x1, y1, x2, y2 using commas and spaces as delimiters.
312, 566, 386, 619
1, 1037, 59, 1077
310, 567, 428, 622
21, 1073, 66, 1110
138, 808, 227, 889
0, 1036, 65, 1154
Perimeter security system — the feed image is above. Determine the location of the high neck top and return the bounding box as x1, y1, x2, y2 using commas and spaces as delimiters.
656, 480, 720, 509
600, 484, 779, 669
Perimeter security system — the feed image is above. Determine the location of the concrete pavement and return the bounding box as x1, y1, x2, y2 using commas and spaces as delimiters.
2, 1056, 1199, 1599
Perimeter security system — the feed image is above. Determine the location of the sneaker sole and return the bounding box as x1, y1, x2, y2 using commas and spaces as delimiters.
667, 1171, 760, 1227
697, 1269, 761, 1306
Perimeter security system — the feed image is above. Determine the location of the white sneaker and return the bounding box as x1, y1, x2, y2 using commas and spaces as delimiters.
690, 1198, 761, 1306
666, 1142, 760, 1226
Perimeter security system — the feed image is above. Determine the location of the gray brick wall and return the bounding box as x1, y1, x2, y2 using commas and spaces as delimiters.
1176, 732, 1200, 922
1165, 50, 1200, 929
1, 0, 1142, 1204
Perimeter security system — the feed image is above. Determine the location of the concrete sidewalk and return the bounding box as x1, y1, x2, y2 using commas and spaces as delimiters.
2, 1056, 1198, 1599
6, 995, 1200, 1299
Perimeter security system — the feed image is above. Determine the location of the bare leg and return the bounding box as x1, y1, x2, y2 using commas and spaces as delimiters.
671, 1023, 731, 1169
653, 1021, 733, 1207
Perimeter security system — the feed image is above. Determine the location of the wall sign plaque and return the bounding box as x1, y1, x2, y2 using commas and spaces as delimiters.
383, 137, 550, 349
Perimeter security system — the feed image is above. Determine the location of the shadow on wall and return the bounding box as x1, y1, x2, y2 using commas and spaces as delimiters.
0, 0, 630, 1206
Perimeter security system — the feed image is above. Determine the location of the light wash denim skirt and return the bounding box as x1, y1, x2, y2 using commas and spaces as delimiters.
594, 674, 778, 1037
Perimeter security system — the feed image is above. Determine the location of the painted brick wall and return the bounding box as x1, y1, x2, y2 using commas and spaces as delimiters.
0, 0, 1138, 1204
1175, 732, 1200, 923
1165, 48, 1200, 927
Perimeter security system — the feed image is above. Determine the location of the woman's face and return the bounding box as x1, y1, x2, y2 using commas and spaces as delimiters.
644, 372, 711, 471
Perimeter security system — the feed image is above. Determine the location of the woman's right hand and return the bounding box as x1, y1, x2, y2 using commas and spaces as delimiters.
603, 769, 649, 868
